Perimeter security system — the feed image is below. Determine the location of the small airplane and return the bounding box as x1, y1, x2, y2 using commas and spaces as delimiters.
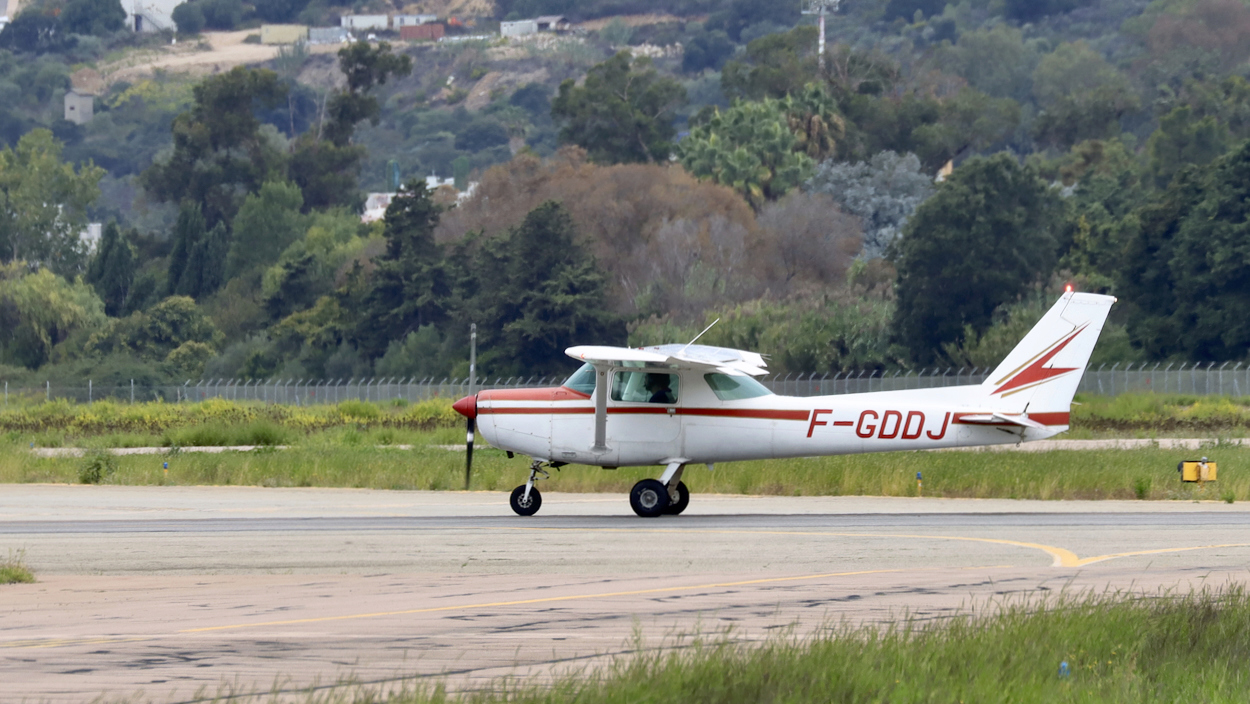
453, 291, 1116, 517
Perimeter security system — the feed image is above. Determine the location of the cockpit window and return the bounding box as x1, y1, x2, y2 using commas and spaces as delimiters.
704, 373, 772, 400
564, 363, 596, 395
612, 371, 679, 404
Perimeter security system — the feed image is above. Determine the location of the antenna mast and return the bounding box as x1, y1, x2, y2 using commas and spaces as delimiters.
801, 0, 840, 72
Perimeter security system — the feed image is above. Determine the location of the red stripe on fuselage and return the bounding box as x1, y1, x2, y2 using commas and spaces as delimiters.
478, 387, 591, 402
952, 412, 1070, 426
478, 405, 810, 421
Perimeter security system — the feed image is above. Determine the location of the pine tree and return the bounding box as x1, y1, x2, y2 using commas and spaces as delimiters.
85, 222, 136, 317
167, 202, 206, 296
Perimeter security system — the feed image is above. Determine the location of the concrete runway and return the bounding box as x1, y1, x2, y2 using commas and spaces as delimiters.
3, 485, 1250, 703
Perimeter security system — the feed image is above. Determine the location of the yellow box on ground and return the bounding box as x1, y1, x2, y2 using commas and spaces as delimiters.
1179, 461, 1217, 482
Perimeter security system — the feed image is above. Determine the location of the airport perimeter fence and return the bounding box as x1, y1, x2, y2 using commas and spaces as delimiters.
1, 362, 1248, 406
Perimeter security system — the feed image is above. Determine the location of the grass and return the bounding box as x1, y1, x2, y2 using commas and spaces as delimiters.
116, 586, 1250, 703
2, 432, 1246, 500
373, 585, 1250, 704
1, 394, 1249, 499
0, 550, 34, 584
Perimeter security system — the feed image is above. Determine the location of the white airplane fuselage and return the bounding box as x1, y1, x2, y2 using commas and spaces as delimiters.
473, 380, 1065, 468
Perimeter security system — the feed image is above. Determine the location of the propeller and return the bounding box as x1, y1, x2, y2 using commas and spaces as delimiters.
452, 394, 477, 490
464, 414, 475, 490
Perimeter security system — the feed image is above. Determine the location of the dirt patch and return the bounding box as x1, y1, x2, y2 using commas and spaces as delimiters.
463, 67, 548, 110
400, 0, 494, 16
96, 30, 341, 87
578, 14, 703, 31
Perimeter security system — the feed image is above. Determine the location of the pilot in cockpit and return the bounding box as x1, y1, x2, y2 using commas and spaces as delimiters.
645, 373, 675, 404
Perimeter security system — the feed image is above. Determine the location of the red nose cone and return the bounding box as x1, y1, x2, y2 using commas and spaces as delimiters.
452, 395, 477, 419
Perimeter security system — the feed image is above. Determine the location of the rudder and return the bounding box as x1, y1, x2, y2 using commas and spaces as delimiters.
980, 291, 1116, 415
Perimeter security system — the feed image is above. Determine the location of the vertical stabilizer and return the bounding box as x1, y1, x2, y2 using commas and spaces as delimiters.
980, 292, 1116, 415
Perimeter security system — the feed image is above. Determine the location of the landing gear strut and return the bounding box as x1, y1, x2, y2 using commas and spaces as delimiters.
509, 460, 549, 516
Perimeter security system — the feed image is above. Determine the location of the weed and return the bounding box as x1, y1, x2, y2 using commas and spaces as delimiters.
1223, 490, 1236, 504
0, 550, 33, 584
78, 450, 117, 484
1134, 476, 1152, 500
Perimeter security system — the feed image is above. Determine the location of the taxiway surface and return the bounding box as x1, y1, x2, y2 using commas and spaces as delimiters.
3, 485, 1250, 703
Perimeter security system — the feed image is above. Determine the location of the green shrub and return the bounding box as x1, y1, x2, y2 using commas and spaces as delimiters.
237, 420, 289, 446
1134, 476, 1151, 500
79, 450, 117, 484
0, 550, 34, 584
337, 400, 380, 421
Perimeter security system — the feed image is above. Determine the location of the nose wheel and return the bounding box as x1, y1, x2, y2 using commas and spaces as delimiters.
509, 460, 550, 516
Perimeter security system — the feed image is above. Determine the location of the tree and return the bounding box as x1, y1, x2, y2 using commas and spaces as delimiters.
254, 0, 310, 23
177, 221, 229, 299
1147, 105, 1230, 188
0, 261, 107, 369
755, 191, 861, 290
227, 180, 307, 276
171, 2, 206, 34
721, 27, 819, 101
0, 129, 103, 275
0, 13, 75, 54
806, 151, 935, 259
678, 98, 814, 209
1119, 141, 1250, 360
552, 51, 687, 164
167, 202, 206, 296
682, 29, 734, 74
357, 180, 448, 359
323, 41, 413, 147
1002, 0, 1092, 21
936, 25, 1040, 102
86, 222, 136, 317
142, 68, 287, 228
891, 154, 1064, 364
1032, 42, 1140, 149
884, 0, 947, 21
86, 295, 223, 361
706, 0, 801, 42
468, 201, 622, 375
61, 0, 126, 35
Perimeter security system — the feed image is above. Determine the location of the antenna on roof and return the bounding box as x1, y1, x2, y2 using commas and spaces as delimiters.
682, 319, 720, 355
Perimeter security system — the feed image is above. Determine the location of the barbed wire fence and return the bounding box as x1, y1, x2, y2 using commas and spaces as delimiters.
1, 362, 1246, 406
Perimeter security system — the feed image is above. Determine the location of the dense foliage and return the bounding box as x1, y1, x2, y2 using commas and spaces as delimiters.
9, 0, 1250, 386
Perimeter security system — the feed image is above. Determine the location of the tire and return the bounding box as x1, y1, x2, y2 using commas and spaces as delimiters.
510, 485, 542, 516
629, 479, 669, 518
663, 481, 690, 515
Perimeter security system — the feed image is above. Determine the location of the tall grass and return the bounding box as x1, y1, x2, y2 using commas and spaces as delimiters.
383, 586, 1250, 704
3, 434, 1246, 501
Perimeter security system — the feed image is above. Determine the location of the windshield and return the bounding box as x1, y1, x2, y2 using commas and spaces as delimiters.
564, 363, 596, 395
704, 373, 772, 400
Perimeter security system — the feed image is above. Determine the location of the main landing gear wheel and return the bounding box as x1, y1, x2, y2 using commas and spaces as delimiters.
663, 481, 690, 515
510, 485, 542, 516
629, 479, 669, 518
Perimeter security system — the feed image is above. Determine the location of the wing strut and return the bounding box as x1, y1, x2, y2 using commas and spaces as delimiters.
593, 364, 609, 452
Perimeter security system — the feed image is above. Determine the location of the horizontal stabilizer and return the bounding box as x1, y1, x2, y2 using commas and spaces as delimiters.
959, 413, 1047, 430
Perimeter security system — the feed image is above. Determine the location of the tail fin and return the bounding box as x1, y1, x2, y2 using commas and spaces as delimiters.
981, 291, 1116, 415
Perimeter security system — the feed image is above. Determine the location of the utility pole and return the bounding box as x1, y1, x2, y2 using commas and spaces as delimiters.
802, 0, 840, 72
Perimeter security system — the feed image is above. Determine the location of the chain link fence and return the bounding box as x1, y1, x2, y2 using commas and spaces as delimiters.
1, 362, 1247, 405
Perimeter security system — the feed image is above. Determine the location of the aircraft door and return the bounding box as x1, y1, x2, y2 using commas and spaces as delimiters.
610, 368, 682, 464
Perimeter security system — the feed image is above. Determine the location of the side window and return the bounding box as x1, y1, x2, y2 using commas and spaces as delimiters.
612, 371, 679, 404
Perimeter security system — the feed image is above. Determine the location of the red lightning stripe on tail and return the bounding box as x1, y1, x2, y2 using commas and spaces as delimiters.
991, 324, 1086, 396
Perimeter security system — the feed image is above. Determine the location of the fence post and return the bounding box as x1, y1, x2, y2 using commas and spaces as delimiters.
46, 380, 49, 402
3, 381, 6, 406
88, 379, 92, 405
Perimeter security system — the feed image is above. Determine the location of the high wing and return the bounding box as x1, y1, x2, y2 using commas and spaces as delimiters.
565, 343, 768, 376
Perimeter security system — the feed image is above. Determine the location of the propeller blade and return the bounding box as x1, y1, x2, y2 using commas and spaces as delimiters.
464, 416, 475, 490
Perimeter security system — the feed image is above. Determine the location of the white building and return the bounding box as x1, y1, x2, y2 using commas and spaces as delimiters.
340, 14, 389, 31
500, 19, 536, 37
394, 14, 437, 27
122, 0, 178, 32
501, 15, 569, 37
64, 90, 94, 125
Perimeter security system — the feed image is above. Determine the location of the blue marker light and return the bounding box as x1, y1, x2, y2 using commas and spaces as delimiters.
1059, 661, 1070, 678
